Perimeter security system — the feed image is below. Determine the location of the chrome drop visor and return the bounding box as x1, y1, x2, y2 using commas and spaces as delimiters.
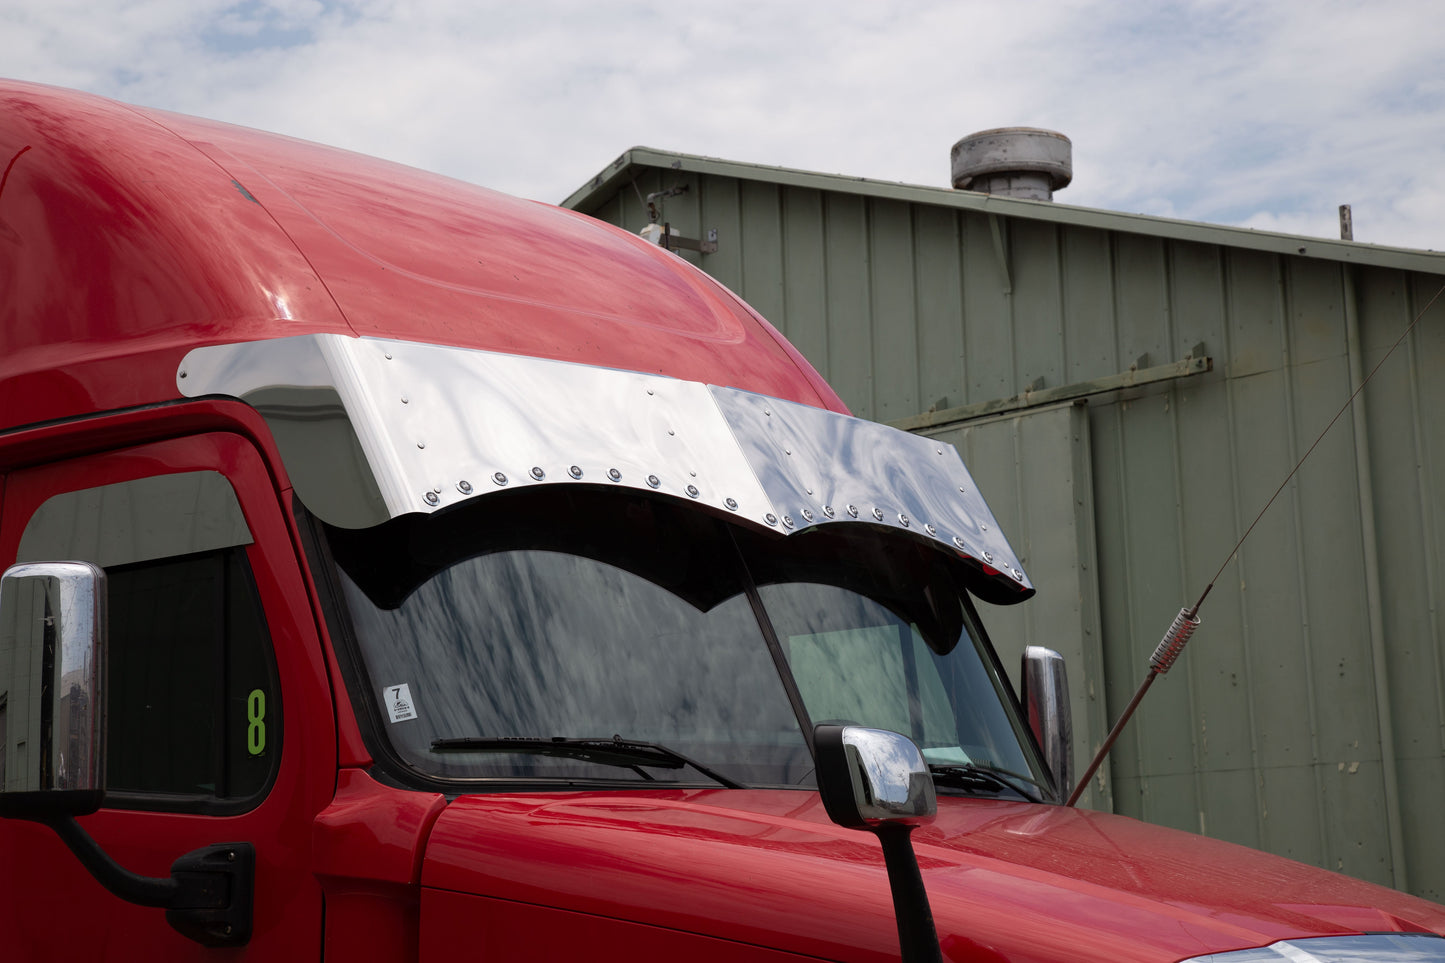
178, 335, 1031, 599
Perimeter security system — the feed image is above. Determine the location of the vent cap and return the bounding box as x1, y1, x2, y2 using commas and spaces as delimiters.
951, 128, 1072, 201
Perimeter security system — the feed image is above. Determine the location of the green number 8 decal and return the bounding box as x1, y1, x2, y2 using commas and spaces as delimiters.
247, 689, 266, 756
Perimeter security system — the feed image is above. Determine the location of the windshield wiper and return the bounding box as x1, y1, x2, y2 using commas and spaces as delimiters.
928, 762, 1046, 803
429, 735, 747, 789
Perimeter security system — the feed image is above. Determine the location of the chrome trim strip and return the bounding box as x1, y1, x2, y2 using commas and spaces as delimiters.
1181, 933, 1445, 962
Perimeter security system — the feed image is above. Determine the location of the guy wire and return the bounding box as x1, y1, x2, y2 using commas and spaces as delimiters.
1065, 278, 1445, 808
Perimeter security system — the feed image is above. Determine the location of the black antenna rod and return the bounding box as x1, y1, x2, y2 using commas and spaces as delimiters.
1065, 280, 1445, 808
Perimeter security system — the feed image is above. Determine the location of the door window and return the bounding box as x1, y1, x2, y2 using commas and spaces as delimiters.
16, 470, 281, 812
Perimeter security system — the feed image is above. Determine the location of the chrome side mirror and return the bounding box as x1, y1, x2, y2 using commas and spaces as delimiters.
0, 561, 256, 945
814, 724, 936, 827
814, 725, 941, 963
0, 561, 107, 818
1021, 646, 1072, 799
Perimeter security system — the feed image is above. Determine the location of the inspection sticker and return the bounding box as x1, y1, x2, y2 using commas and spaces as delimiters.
385, 683, 418, 723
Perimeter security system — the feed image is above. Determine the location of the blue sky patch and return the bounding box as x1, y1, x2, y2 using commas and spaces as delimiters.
201, 1, 325, 55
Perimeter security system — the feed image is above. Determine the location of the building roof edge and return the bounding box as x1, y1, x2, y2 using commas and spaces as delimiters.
561, 147, 1445, 275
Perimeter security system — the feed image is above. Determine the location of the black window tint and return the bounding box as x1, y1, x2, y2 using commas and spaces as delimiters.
105, 548, 279, 807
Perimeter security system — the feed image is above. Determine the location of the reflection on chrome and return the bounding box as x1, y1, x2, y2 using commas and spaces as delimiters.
1182, 934, 1445, 962
179, 334, 1031, 601
840, 726, 936, 820
0, 561, 106, 796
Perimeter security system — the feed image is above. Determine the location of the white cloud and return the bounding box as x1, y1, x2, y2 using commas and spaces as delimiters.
4, 0, 1445, 249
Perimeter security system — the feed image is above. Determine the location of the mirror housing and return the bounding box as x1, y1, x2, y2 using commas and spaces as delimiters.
814, 724, 936, 828
814, 725, 941, 963
0, 561, 107, 818
1021, 646, 1072, 799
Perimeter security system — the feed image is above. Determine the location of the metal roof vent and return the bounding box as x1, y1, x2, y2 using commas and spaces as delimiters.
951, 128, 1072, 201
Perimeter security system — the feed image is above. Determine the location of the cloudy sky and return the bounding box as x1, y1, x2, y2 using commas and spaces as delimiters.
5, 1, 1443, 250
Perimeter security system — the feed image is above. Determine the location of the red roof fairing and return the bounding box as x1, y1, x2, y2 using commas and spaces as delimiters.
0, 81, 841, 433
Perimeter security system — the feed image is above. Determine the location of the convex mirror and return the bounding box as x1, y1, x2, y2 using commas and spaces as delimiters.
0, 561, 107, 818
814, 724, 937, 828
1020, 646, 1071, 798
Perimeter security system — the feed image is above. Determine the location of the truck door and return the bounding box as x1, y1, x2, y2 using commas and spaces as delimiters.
0, 431, 334, 960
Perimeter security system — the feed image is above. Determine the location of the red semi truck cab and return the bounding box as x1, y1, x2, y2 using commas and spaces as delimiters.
1, 81, 1443, 962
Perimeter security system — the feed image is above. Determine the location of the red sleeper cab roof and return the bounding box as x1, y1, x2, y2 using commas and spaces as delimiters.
0, 81, 841, 432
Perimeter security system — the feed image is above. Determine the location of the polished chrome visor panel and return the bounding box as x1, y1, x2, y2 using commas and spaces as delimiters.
1181, 934, 1445, 962
178, 335, 1031, 596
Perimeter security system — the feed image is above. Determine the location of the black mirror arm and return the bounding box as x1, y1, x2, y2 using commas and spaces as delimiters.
876, 824, 943, 963
38, 815, 254, 946
44, 814, 178, 906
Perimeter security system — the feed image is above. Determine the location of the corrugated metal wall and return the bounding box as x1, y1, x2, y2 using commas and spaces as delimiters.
577, 168, 1445, 902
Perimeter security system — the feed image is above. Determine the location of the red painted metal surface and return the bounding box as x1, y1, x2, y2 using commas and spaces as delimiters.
421, 789, 1445, 963
421, 888, 825, 962
313, 769, 446, 889
314, 769, 447, 963
0, 81, 841, 434
0, 431, 337, 960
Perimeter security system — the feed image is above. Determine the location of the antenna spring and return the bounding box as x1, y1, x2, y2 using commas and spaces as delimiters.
1149, 608, 1200, 674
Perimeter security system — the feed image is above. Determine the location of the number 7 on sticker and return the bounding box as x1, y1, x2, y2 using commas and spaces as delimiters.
385, 682, 418, 723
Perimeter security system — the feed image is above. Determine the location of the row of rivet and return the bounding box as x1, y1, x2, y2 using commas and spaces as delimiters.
424, 466, 729, 509
772, 504, 1025, 582
421, 470, 1023, 582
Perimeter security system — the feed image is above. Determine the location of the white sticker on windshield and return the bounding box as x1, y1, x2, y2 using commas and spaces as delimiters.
385, 683, 418, 723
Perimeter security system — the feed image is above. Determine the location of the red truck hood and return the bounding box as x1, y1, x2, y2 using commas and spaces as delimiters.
421, 788, 1445, 962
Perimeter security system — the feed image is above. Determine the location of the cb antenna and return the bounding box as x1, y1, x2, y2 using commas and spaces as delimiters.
1065, 280, 1445, 807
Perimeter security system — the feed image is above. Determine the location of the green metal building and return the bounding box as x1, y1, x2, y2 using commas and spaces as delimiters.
563, 146, 1445, 902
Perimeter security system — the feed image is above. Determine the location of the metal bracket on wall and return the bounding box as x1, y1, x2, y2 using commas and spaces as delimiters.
648, 223, 718, 254
887, 345, 1212, 432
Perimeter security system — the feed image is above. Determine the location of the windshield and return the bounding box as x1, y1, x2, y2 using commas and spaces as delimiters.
320, 487, 1044, 792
